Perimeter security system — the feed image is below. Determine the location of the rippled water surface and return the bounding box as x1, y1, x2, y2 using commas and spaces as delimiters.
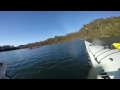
0, 40, 91, 79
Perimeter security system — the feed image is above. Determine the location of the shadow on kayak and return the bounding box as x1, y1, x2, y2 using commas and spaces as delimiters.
87, 66, 120, 79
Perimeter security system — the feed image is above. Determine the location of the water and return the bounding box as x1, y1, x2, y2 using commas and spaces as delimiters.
0, 40, 91, 79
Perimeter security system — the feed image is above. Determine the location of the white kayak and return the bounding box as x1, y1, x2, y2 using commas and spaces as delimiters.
85, 40, 120, 79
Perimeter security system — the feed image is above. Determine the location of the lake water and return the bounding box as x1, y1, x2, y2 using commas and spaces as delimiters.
0, 40, 91, 79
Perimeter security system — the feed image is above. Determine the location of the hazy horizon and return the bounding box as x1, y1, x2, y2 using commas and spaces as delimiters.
0, 11, 120, 46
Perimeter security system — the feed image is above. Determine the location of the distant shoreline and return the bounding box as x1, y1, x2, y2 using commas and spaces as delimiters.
1, 36, 120, 52
0, 47, 20, 52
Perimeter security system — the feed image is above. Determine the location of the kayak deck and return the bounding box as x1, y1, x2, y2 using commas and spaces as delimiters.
85, 41, 120, 79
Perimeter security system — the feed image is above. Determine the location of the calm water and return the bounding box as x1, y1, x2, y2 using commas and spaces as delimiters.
0, 40, 91, 79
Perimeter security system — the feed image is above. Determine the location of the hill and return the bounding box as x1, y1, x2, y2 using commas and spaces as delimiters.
17, 16, 120, 49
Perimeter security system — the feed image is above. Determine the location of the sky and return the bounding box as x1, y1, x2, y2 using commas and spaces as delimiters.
0, 11, 120, 46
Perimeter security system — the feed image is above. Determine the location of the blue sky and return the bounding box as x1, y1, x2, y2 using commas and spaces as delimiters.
0, 11, 120, 46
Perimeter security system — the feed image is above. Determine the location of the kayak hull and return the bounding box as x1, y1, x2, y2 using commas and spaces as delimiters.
85, 40, 120, 79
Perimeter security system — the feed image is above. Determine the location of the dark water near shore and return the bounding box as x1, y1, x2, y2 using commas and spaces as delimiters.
0, 36, 120, 79
0, 40, 91, 79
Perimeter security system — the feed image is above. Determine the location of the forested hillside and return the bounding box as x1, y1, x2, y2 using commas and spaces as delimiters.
18, 16, 120, 49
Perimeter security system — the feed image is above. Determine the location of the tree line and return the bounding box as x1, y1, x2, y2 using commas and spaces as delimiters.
0, 45, 19, 52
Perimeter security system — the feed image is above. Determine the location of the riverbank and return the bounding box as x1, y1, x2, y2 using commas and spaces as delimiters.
0, 47, 20, 52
